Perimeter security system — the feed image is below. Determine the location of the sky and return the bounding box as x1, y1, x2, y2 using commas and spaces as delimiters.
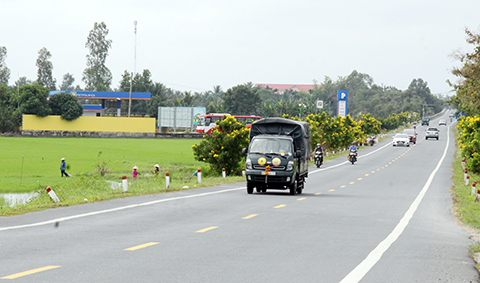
2, 0, 480, 96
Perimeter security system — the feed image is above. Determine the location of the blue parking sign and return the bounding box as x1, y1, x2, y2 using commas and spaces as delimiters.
337, 90, 348, 117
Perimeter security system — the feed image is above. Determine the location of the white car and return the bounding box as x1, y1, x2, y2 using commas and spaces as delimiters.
439, 119, 447, 126
392, 133, 410, 147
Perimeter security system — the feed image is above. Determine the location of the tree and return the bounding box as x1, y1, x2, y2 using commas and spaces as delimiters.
18, 85, 50, 117
59, 73, 75, 90
36, 47, 57, 90
48, 92, 84, 120
192, 116, 250, 175
450, 27, 480, 116
83, 22, 112, 91
0, 46, 10, 85
15, 77, 32, 87
223, 83, 262, 115
0, 84, 21, 132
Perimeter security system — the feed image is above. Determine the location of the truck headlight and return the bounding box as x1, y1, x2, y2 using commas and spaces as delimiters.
246, 158, 252, 169
286, 160, 294, 171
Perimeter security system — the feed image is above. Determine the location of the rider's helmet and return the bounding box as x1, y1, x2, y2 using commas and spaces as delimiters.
317, 143, 321, 147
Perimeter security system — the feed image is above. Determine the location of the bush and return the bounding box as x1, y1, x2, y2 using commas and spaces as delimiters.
192, 116, 250, 176
457, 116, 480, 173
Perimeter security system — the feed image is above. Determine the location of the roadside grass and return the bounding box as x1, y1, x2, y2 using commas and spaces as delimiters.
450, 127, 480, 268
0, 174, 245, 216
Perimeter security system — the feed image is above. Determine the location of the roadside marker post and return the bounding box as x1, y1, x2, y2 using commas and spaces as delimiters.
466, 175, 470, 186
476, 189, 480, 202
122, 175, 128, 193
242, 168, 245, 177
197, 169, 202, 184
464, 168, 468, 181
166, 172, 170, 189
46, 186, 60, 203
222, 168, 226, 179
472, 181, 477, 196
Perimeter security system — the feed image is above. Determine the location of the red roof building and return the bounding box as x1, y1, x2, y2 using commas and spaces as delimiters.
254, 83, 319, 93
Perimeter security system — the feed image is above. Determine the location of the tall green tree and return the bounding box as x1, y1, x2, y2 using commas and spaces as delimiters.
0, 46, 10, 85
224, 83, 261, 115
450, 27, 480, 116
83, 22, 112, 91
15, 77, 32, 88
36, 47, 56, 90
0, 84, 21, 132
18, 85, 50, 117
59, 73, 75, 90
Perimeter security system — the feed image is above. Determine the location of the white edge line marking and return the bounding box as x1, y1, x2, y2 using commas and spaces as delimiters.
339, 123, 451, 283
0, 187, 244, 232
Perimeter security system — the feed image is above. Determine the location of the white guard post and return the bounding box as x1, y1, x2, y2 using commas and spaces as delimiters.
46, 186, 60, 203
122, 175, 128, 193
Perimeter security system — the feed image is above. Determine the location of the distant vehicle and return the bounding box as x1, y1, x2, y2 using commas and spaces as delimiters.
425, 127, 439, 140
402, 129, 417, 144
439, 119, 447, 126
392, 133, 410, 147
421, 117, 430, 126
196, 114, 261, 133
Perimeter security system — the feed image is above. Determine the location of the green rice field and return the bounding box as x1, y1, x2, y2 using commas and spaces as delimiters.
0, 136, 205, 194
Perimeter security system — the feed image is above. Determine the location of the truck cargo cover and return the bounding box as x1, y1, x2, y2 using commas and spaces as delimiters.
250, 118, 310, 156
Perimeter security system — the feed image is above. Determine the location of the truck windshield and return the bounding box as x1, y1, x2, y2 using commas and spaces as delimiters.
249, 138, 293, 156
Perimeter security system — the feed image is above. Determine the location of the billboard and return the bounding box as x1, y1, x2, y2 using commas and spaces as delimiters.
158, 107, 206, 132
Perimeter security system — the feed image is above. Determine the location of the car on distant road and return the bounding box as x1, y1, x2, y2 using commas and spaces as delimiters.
402, 129, 417, 144
439, 119, 447, 126
392, 133, 410, 147
425, 127, 439, 140
421, 117, 430, 126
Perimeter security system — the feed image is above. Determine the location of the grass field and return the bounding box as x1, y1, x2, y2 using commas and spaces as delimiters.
0, 136, 205, 193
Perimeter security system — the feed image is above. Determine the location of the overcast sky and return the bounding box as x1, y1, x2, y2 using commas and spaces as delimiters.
2, 0, 480, 96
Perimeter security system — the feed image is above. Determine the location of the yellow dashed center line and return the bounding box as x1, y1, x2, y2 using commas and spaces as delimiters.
297, 197, 306, 201
328, 189, 335, 192
196, 226, 219, 233
357, 178, 362, 181
274, 204, 286, 208
371, 171, 376, 173
365, 174, 369, 176
314, 192, 322, 195
340, 185, 346, 188
242, 214, 258, 219
349, 182, 355, 185
1, 266, 61, 279
125, 242, 159, 251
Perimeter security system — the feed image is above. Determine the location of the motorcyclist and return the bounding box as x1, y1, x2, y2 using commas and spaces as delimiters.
348, 142, 358, 160
313, 143, 323, 164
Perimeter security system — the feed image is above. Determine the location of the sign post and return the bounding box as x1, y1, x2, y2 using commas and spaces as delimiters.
337, 90, 348, 117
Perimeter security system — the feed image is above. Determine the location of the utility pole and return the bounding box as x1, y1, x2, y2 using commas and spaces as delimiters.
128, 20, 137, 118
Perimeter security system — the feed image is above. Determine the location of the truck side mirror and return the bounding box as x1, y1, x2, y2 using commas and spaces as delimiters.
294, 150, 301, 158
242, 148, 248, 156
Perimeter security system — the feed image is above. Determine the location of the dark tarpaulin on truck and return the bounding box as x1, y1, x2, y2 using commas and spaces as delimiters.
249, 117, 310, 157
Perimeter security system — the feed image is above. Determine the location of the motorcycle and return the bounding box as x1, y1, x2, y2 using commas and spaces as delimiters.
348, 150, 358, 164
368, 136, 375, 146
314, 150, 323, 168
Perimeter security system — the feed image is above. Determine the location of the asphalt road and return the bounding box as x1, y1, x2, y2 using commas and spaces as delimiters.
1, 111, 478, 282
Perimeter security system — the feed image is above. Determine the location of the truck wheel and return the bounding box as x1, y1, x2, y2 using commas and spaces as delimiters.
247, 184, 254, 194
296, 184, 303, 194
289, 179, 297, 195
